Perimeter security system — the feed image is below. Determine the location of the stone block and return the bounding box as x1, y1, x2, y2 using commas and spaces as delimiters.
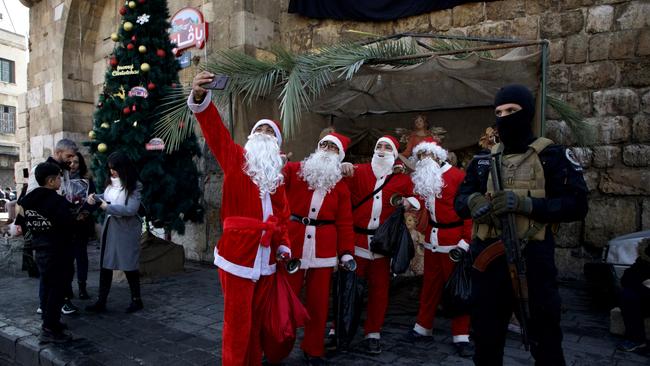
511, 16, 539, 40
572, 146, 593, 168
620, 60, 650, 88
593, 88, 640, 116
549, 38, 564, 63
608, 30, 638, 59
585, 197, 637, 246
622, 144, 650, 167
592, 145, 620, 168
546, 119, 574, 145
600, 168, 650, 195
641, 198, 650, 230
467, 20, 511, 40
555, 247, 596, 280
565, 34, 588, 63
638, 28, 650, 56
634, 113, 650, 143
586, 5, 614, 33
616, 1, 650, 30
598, 115, 631, 144
430, 9, 452, 31
588, 33, 611, 61
394, 13, 431, 34
570, 62, 617, 90
549, 65, 570, 92
312, 23, 339, 48
541, 10, 584, 38
555, 221, 583, 248
560, 0, 596, 10
642, 91, 650, 114
486, 0, 526, 20
283, 29, 312, 52
452, 2, 485, 27
564, 91, 592, 116
583, 170, 599, 192
525, 0, 556, 15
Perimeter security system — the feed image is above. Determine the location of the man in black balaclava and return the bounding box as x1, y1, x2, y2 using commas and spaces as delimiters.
454, 84, 589, 365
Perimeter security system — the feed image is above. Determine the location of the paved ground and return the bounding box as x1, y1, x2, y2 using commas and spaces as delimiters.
0, 239, 648, 365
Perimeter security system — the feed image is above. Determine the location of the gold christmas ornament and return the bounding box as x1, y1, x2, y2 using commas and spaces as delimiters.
138, 45, 147, 53
88, 130, 96, 139
110, 32, 119, 42
140, 63, 150, 72
97, 143, 108, 153
128, 1, 136, 9
101, 122, 110, 129
123, 21, 134, 32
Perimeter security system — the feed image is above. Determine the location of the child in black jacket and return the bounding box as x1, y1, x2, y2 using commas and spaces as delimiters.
617, 239, 650, 353
18, 162, 78, 343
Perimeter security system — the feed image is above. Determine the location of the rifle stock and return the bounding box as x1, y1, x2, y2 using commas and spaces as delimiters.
490, 152, 531, 350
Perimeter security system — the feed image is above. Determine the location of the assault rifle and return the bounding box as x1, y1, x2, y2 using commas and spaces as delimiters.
490, 152, 530, 350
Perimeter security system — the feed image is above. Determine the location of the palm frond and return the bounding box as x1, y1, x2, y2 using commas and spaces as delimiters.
547, 95, 596, 146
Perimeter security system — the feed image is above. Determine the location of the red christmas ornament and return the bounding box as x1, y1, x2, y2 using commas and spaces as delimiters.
147, 82, 156, 90
138, 0, 146, 3
171, 83, 177, 88
119, 6, 127, 15
127, 43, 135, 51
156, 49, 166, 58
131, 105, 137, 112
123, 106, 131, 115
109, 57, 118, 68
131, 35, 137, 42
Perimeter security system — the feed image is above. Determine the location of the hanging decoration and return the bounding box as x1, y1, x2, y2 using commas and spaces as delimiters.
136, 14, 150, 25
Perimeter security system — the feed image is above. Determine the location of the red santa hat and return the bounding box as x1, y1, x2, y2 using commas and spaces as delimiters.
412, 137, 448, 162
376, 135, 399, 158
319, 132, 350, 162
251, 119, 283, 146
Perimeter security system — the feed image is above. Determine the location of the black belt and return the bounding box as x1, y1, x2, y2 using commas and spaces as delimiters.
429, 219, 464, 229
354, 226, 376, 235
290, 214, 335, 226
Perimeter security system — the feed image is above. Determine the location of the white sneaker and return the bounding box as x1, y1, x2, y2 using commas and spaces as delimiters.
36, 307, 42, 314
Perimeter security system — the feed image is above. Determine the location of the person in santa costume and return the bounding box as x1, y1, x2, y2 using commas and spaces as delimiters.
406, 137, 474, 357
340, 135, 420, 355
187, 71, 292, 366
280, 132, 356, 365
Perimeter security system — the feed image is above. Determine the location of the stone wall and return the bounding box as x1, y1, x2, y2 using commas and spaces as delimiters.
275, 0, 650, 278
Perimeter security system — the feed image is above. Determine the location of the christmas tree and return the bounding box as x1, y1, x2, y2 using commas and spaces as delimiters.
87, 0, 203, 234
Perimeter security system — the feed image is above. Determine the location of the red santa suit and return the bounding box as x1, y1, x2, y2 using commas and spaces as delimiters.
411, 143, 472, 344
344, 135, 419, 339
282, 133, 354, 358
189, 91, 291, 366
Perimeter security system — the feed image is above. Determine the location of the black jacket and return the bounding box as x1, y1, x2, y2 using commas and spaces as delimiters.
17, 187, 76, 250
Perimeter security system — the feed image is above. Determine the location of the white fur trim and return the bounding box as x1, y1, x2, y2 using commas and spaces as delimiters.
277, 245, 291, 256
414, 323, 433, 336
354, 246, 384, 259
251, 119, 282, 146
365, 332, 381, 339
300, 256, 338, 269
406, 197, 421, 211
376, 137, 398, 158
341, 254, 354, 262
319, 135, 345, 161
187, 90, 212, 114
213, 246, 276, 281
412, 142, 448, 162
457, 239, 470, 251
453, 335, 470, 343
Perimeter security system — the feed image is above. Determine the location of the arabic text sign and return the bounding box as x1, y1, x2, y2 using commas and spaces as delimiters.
170, 7, 208, 56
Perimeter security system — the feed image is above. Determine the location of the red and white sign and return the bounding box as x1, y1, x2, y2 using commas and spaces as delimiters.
169, 7, 208, 57
145, 137, 165, 151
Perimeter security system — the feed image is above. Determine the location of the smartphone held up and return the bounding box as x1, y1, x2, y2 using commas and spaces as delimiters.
201, 74, 230, 90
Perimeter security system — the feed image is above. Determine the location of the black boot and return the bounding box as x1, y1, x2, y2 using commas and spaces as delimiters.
78, 282, 90, 300
125, 298, 144, 313
86, 269, 111, 313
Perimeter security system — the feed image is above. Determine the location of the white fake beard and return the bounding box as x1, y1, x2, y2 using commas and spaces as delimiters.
412, 158, 445, 211
244, 133, 284, 196
299, 150, 342, 192
371, 153, 395, 178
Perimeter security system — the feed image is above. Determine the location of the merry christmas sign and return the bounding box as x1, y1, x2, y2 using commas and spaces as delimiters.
169, 7, 208, 56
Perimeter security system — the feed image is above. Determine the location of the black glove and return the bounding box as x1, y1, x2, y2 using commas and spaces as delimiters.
467, 193, 492, 224
492, 191, 533, 216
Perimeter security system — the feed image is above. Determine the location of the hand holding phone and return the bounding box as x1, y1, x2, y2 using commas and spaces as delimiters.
201, 74, 230, 90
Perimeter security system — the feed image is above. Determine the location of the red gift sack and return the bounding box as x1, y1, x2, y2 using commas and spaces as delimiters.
261, 268, 310, 362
